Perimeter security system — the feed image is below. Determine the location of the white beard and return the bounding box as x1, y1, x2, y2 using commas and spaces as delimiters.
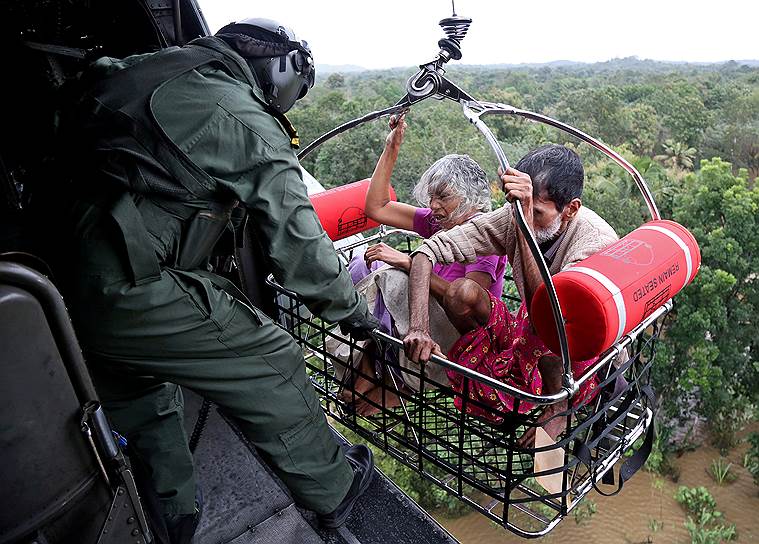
534, 214, 563, 244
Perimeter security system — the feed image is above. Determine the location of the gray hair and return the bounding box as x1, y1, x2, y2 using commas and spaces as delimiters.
412, 154, 492, 222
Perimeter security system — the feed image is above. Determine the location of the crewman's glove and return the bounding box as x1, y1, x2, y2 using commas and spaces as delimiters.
339, 306, 380, 341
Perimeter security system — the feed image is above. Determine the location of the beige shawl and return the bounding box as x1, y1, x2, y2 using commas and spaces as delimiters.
328, 266, 456, 391
414, 205, 618, 301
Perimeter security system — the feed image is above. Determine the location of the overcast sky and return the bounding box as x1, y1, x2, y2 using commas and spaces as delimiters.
198, 0, 758, 69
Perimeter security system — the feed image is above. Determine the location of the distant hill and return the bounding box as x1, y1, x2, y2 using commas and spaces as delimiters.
316, 57, 759, 76
484, 57, 758, 68
462, 60, 583, 69
316, 64, 368, 75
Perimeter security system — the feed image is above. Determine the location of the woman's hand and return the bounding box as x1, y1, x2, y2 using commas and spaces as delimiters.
385, 112, 407, 151
364, 242, 412, 272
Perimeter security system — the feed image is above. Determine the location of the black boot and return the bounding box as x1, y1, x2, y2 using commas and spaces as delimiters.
164, 487, 203, 544
318, 444, 374, 529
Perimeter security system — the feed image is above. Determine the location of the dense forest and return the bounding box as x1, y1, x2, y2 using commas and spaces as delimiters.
289, 58, 759, 539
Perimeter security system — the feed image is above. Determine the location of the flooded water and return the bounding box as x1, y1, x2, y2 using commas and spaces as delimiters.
436, 436, 759, 543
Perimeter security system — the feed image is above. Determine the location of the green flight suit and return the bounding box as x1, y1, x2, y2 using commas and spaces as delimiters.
63, 38, 366, 516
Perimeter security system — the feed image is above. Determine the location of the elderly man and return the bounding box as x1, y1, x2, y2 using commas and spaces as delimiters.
403, 144, 618, 443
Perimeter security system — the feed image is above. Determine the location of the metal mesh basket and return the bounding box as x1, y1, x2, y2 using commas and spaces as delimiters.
266, 230, 669, 538
284, 38, 674, 537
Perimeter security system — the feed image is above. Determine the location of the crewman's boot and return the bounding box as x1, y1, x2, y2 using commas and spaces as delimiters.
318, 444, 374, 529
164, 487, 203, 544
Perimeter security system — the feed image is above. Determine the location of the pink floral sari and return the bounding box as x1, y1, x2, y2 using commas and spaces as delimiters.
447, 293, 599, 423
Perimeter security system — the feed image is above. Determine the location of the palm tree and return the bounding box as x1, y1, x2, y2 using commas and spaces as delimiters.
655, 139, 698, 170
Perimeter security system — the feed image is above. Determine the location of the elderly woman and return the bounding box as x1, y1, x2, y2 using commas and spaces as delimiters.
343, 114, 508, 414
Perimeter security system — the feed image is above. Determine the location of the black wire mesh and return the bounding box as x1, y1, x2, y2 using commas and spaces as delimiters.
265, 235, 667, 538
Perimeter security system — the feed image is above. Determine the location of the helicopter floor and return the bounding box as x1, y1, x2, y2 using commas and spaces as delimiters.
183, 390, 458, 544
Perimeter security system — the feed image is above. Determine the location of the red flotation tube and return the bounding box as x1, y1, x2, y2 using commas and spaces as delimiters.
310, 179, 397, 241
530, 220, 700, 361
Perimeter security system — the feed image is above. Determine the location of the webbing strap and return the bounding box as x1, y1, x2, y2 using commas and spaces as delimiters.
573, 384, 656, 497
110, 194, 162, 285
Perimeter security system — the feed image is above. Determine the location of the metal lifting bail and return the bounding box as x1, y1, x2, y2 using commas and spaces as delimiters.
298, 6, 663, 403
460, 101, 576, 396
297, 5, 476, 160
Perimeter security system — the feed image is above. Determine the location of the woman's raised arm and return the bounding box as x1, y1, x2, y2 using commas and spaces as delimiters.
364, 113, 418, 230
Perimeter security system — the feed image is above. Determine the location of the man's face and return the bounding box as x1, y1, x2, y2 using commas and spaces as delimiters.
531, 191, 563, 243
531, 191, 580, 243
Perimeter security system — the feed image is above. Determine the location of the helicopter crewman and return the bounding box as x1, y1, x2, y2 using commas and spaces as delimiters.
59, 18, 376, 542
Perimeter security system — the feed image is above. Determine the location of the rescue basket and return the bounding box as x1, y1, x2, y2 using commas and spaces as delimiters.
275, 14, 687, 535
266, 229, 671, 538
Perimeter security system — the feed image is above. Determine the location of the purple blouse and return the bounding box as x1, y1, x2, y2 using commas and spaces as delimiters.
412, 208, 508, 298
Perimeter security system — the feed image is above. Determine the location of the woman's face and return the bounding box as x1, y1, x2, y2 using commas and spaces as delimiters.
429, 186, 467, 229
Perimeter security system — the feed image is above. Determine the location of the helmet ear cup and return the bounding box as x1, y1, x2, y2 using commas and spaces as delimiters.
226, 18, 315, 113
292, 51, 315, 95
293, 50, 306, 72
249, 52, 308, 113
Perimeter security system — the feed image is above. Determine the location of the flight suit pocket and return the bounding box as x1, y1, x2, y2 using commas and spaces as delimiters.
175, 211, 230, 271
168, 269, 240, 331
278, 410, 335, 482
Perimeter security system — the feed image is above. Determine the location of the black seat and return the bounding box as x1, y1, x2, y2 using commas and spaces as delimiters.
0, 257, 151, 544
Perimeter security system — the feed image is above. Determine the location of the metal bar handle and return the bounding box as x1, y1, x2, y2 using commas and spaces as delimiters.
461, 101, 576, 396
298, 104, 410, 160
468, 101, 661, 221
371, 329, 569, 405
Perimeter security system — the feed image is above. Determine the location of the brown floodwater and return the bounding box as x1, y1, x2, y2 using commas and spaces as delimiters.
435, 434, 759, 543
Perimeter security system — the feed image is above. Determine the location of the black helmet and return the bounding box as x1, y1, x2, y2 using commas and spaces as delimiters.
216, 18, 314, 113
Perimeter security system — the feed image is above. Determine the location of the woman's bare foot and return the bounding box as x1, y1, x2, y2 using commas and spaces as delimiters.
354, 385, 402, 416
339, 353, 378, 402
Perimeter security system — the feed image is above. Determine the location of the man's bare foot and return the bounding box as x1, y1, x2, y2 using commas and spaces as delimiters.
515, 353, 568, 448
354, 385, 402, 416
516, 400, 568, 448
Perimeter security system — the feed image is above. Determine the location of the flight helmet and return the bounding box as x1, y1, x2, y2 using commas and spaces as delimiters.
216, 18, 314, 113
